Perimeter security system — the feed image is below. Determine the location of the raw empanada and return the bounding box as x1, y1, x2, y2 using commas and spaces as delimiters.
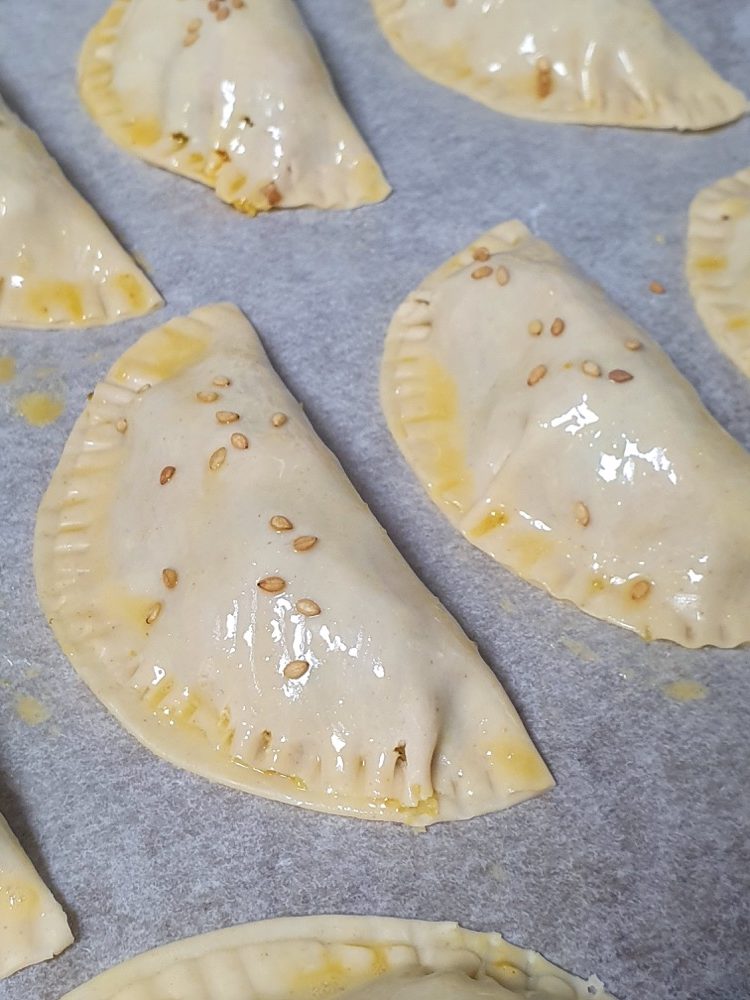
35, 303, 552, 826
78, 0, 390, 214
0, 811, 73, 980
371, 0, 747, 131
687, 166, 750, 378
0, 92, 162, 329
381, 221, 750, 648
61, 915, 613, 999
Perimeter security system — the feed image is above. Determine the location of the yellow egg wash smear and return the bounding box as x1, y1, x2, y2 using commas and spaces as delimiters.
16, 392, 64, 427
0, 356, 16, 383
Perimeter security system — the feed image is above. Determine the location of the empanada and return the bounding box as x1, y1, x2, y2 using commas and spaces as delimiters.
371, 0, 747, 130
61, 915, 613, 999
35, 303, 552, 826
687, 166, 750, 378
79, 0, 390, 214
0, 93, 161, 329
381, 221, 750, 648
0, 812, 73, 980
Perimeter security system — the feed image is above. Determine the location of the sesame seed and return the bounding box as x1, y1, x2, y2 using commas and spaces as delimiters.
495, 265, 510, 286
208, 0, 220, 9
472, 246, 490, 262
284, 659, 309, 680
216, 410, 240, 424
212, 375, 231, 387
649, 281, 665, 295
444, 0, 456, 7
471, 265, 493, 280
528, 320, 543, 336
296, 598, 321, 617
550, 317, 565, 336
231, 432, 249, 450
527, 364, 547, 387
145, 602, 162, 625
162, 568, 178, 589
536, 57, 553, 99
115, 418, 128, 433
270, 515, 294, 532
263, 181, 282, 206
582, 360, 601, 377
631, 580, 651, 601
196, 390, 219, 403
608, 369, 634, 383
293, 535, 318, 552
258, 576, 286, 593
187, 17, 202, 31
216, 5, 229, 19
625, 339, 642, 351
271, 412, 288, 427
209, 447, 227, 471
575, 501, 590, 527
160, 466, 176, 485
231, 0, 245, 6
183, 33, 197, 46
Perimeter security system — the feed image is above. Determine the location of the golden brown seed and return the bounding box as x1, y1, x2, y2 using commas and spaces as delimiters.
296, 599, 321, 617
550, 317, 565, 336
631, 580, 652, 601
258, 576, 286, 594
528, 320, 543, 336
209, 447, 227, 471
208, 0, 220, 9
608, 369, 634, 384
162, 568, 178, 590
527, 364, 547, 387
196, 390, 219, 403
536, 57, 553, 99
575, 501, 590, 527
216, 5, 229, 19
115, 418, 128, 433
183, 33, 198, 46
216, 410, 240, 424
231, 0, 245, 7
212, 375, 231, 387
293, 535, 318, 552
625, 339, 642, 351
582, 360, 601, 377
160, 466, 176, 485
443, 0, 456, 7
472, 246, 490, 262
649, 281, 665, 295
284, 659, 310, 680
270, 515, 294, 532
187, 17, 202, 30
231, 432, 249, 450
471, 265, 493, 280
271, 412, 288, 428
496, 265, 510, 286
264, 181, 282, 206
145, 602, 162, 625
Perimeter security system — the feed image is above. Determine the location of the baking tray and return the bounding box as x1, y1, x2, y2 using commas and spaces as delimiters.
1, 2, 749, 998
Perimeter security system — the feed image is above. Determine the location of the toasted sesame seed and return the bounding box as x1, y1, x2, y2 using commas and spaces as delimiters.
270, 515, 294, 532
209, 447, 227, 471
271, 412, 288, 427
582, 360, 601, 377
528, 320, 543, 336
216, 410, 240, 424
162, 568, 178, 589
284, 659, 309, 679
296, 598, 321, 617
160, 466, 176, 485
444, 0, 456, 7
231, 432, 249, 450
471, 265, 493, 280
183, 33, 198, 46
527, 364, 547, 387
496, 265, 510, 286
550, 317, 565, 336
293, 535, 318, 552
196, 390, 219, 403
115, 418, 128, 433
472, 246, 490, 262
625, 339, 642, 351
208, 0, 220, 10
575, 501, 590, 527
631, 579, 651, 601
231, 0, 245, 6
649, 281, 665, 295
263, 181, 282, 206
212, 375, 231, 387
216, 5, 229, 19
258, 576, 286, 593
145, 602, 162, 625
608, 369, 634, 383
187, 17, 202, 30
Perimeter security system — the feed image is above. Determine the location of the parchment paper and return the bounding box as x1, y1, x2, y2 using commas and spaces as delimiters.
0, 2, 749, 999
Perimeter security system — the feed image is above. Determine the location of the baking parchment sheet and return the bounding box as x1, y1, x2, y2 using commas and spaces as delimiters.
1, 2, 749, 998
